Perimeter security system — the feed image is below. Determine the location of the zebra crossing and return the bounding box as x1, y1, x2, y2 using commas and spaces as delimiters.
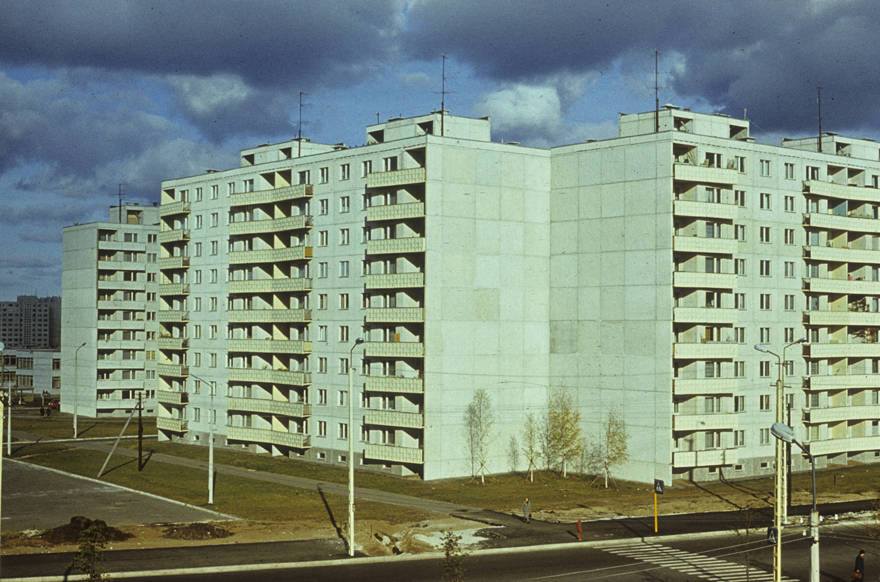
602, 541, 799, 582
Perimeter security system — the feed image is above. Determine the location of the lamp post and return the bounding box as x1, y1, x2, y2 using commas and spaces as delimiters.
190, 373, 215, 504
74, 341, 87, 439
348, 337, 364, 557
771, 422, 819, 582
754, 338, 806, 582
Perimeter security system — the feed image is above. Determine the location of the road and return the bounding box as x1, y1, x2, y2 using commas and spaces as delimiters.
6, 520, 875, 581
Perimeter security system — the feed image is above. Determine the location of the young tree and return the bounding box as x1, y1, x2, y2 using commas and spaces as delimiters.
440, 531, 467, 582
463, 388, 495, 483
600, 408, 629, 488
521, 412, 541, 482
69, 525, 109, 581
545, 388, 583, 477
507, 434, 520, 473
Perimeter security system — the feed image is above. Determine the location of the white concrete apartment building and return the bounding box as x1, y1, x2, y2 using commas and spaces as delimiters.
0, 296, 61, 349
61, 205, 160, 417
0, 348, 62, 399
156, 107, 880, 482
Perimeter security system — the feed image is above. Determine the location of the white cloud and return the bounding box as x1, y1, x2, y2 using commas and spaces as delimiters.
165, 73, 253, 117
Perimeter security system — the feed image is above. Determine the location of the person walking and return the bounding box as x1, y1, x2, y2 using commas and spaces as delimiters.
576, 519, 583, 541
853, 549, 866, 581
521, 497, 531, 523
39, 405, 45, 420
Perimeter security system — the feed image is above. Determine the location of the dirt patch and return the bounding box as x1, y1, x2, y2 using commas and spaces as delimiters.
41, 516, 133, 545
162, 523, 233, 541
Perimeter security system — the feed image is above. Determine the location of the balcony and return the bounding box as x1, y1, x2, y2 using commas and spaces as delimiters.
804, 180, 880, 204
158, 337, 188, 350
805, 374, 880, 390
159, 201, 191, 216
97, 339, 146, 350
227, 368, 311, 386
803, 245, 880, 265
227, 397, 311, 417
364, 410, 424, 429
364, 341, 425, 358
804, 405, 880, 424
156, 417, 188, 433
229, 246, 312, 264
673, 200, 738, 221
673, 448, 738, 468
673, 342, 739, 360
366, 167, 426, 188
673, 378, 740, 395
803, 342, 880, 359
367, 237, 426, 255
228, 278, 312, 294
227, 426, 311, 449
158, 363, 190, 377
229, 215, 312, 236
367, 202, 426, 222
673, 163, 738, 185
802, 310, 880, 326
95, 359, 144, 370
365, 376, 424, 394
155, 391, 189, 406
228, 309, 311, 323
159, 283, 190, 295
157, 310, 189, 323
97, 260, 145, 271
230, 184, 312, 206
96, 319, 146, 330
808, 435, 880, 457
365, 307, 425, 323
673, 413, 738, 432
98, 240, 147, 252
227, 339, 312, 355
158, 256, 190, 270
673, 307, 739, 325
802, 277, 880, 295
673, 271, 736, 289
158, 229, 190, 244
803, 212, 880, 234
364, 444, 424, 464
673, 236, 738, 255
365, 273, 425, 289
97, 280, 142, 291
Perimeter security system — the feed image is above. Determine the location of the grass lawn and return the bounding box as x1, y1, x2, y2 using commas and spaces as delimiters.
10, 410, 156, 440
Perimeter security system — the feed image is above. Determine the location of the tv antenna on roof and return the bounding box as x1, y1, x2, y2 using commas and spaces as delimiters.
297, 92, 310, 157
118, 184, 124, 223
816, 86, 824, 153
435, 55, 454, 137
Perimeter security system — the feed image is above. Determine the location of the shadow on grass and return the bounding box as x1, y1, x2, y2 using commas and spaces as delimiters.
100, 455, 140, 476
317, 485, 343, 543
688, 478, 746, 511
719, 469, 773, 506
77, 422, 99, 437
138, 450, 155, 471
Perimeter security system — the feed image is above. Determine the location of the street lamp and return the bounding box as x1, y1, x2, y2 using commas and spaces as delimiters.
74, 341, 87, 439
771, 422, 819, 582
348, 337, 365, 557
190, 373, 215, 505
754, 337, 806, 582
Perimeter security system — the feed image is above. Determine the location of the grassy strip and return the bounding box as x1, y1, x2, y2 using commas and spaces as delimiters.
11, 413, 156, 440
15, 445, 433, 525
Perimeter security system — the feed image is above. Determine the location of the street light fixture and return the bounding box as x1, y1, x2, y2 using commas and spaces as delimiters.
190, 373, 215, 505
74, 341, 87, 439
754, 337, 805, 582
771, 422, 819, 582
348, 337, 365, 557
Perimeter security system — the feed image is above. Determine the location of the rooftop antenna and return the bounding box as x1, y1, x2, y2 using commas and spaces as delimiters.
118, 184, 124, 223
297, 91, 307, 158
376, 112, 380, 124
816, 86, 823, 153
654, 50, 660, 133
441, 55, 448, 136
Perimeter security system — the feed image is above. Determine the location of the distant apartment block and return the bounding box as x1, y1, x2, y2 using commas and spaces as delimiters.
0, 296, 61, 349
0, 348, 61, 399
61, 205, 160, 417
149, 107, 880, 483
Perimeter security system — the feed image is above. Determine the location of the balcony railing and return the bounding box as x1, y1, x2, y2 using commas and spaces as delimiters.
159, 201, 191, 216
673, 236, 738, 255
155, 391, 189, 406
158, 363, 190, 377
804, 405, 880, 424
366, 167, 426, 188
228, 278, 312, 294
364, 444, 424, 464
803, 212, 880, 234
672, 271, 736, 289
802, 277, 880, 295
367, 202, 426, 222
673, 342, 739, 360
229, 215, 312, 236
227, 368, 311, 386
227, 397, 311, 417
673, 163, 738, 185
227, 339, 312, 355
672, 448, 738, 468
158, 229, 190, 244
673, 413, 738, 432
367, 237, 426, 255
156, 417, 188, 432
803, 342, 880, 359
364, 410, 424, 429
365, 272, 425, 289
802, 310, 880, 326
229, 246, 312, 264
158, 256, 190, 270
804, 374, 880, 390
159, 283, 190, 295
227, 426, 311, 449
804, 180, 880, 204
365, 376, 424, 394
673, 200, 738, 221
807, 434, 880, 457
157, 310, 189, 322
364, 341, 425, 358
672, 378, 740, 395
158, 337, 189, 350
227, 309, 311, 323
673, 307, 739, 325
365, 307, 425, 323
230, 184, 312, 206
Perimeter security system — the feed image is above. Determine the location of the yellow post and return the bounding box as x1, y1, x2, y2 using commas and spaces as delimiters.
654, 492, 658, 533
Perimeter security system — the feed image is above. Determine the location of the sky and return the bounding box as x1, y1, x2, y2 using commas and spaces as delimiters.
2, 0, 880, 299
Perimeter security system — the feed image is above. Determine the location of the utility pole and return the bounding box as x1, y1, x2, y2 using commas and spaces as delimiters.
138, 391, 143, 471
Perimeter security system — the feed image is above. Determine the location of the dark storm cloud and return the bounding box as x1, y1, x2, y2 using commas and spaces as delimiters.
0, 0, 399, 90
404, 0, 880, 135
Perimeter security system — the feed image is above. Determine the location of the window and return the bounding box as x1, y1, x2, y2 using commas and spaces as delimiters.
734, 430, 745, 446
318, 262, 328, 278
705, 257, 718, 274
760, 428, 771, 445
340, 196, 350, 213
319, 199, 329, 215
318, 421, 327, 437
318, 325, 327, 342
318, 357, 327, 373
735, 259, 746, 275
340, 229, 349, 245
211, 240, 219, 255
298, 170, 310, 185
319, 231, 328, 246
383, 156, 398, 171
734, 396, 745, 412
760, 361, 771, 377
760, 294, 771, 310
244, 179, 254, 192
339, 325, 349, 342
210, 352, 217, 368
705, 152, 722, 168
123, 232, 137, 243
784, 229, 795, 245
806, 166, 819, 180
784, 295, 795, 310
734, 225, 746, 241
785, 328, 795, 343
760, 227, 771, 243
193, 270, 202, 285
362, 160, 372, 177
784, 196, 795, 212
210, 269, 217, 284
227, 182, 235, 196
735, 190, 746, 207
760, 159, 771, 176
759, 394, 771, 410
319, 294, 328, 309
338, 423, 349, 440
704, 431, 721, 449
211, 185, 218, 199
785, 163, 795, 179
760, 260, 771, 277
339, 358, 349, 375
339, 261, 350, 278
760, 328, 770, 343
810, 361, 819, 375
760, 192, 771, 209
734, 156, 746, 172
319, 167, 329, 184
705, 187, 721, 203
704, 395, 721, 412
784, 261, 795, 277
317, 389, 328, 405
784, 360, 794, 375
340, 163, 350, 180
194, 242, 202, 257
210, 297, 217, 311
734, 327, 745, 343
210, 213, 218, 227
735, 293, 746, 310
734, 361, 745, 377
195, 187, 203, 201
704, 362, 720, 379
340, 294, 349, 309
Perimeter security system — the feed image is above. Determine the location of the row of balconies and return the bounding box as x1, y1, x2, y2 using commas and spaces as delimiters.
803, 211, 880, 234
157, 229, 190, 244
803, 277, 880, 294
227, 339, 312, 355
803, 405, 880, 424
674, 340, 880, 361
228, 277, 311, 294
227, 309, 311, 323
229, 246, 312, 265
228, 214, 312, 236
804, 245, 880, 265
229, 184, 312, 207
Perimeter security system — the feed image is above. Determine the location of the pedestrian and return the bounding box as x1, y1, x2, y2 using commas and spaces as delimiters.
40, 406, 45, 420
853, 549, 866, 581
46, 407, 51, 419
521, 497, 531, 524
577, 519, 583, 541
